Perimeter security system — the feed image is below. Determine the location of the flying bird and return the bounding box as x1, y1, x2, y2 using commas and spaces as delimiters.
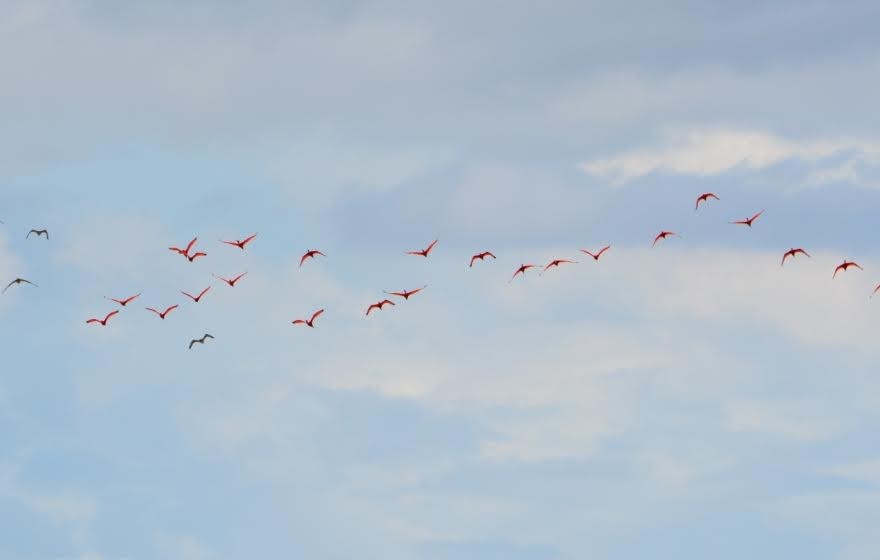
580, 245, 611, 261
781, 248, 811, 266
541, 259, 577, 275
652, 231, 681, 248
146, 304, 179, 320
189, 333, 214, 349
384, 285, 427, 300
169, 237, 198, 257
105, 293, 141, 307
366, 299, 395, 315
86, 310, 119, 326
695, 192, 720, 210
2, 278, 37, 294
292, 309, 325, 328
510, 264, 538, 282
220, 233, 257, 250
406, 239, 438, 257
469, 251, 496, 267
26, 229, 49, 240
299, 249, 326, 267
730, 209, 765, 227
181, 287, 211, 303
872, 284, 880, 299
213, 272, 248, 287
187, 251, 207, 262
833, 260, 863, 278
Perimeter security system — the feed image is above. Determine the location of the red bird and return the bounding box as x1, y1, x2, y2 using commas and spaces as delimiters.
169, 237, 198, 257
220, 233, 257, 250
187, 251, 207, 262
695, 192, 720, 210
406, 239, 438, 257
731, 209, 764, 227
781, 248, 811, 266
105, 293, 141, 307
510, 264, 538, 282
86, 310, 119, 326
580, 245, 610, 261
652, 231, 681, 248
469, 251, 496, 267
292, 309, 324, 328
384, 285, 427, 300
366, 299, 395, 315
181, 287, 211, 303
213, 272, 248, 287
146, 304, 179, 320
833, 260, 863, 278
299, 249, 326, 267
541, 259, 577, 275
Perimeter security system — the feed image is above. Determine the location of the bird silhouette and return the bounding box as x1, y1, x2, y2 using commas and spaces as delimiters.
146, 305, 179, 320
366, 299, 395, 315
220, 233, 257, 250
86, 310, 119, 326
469, 251, 496, 267
213, 272, 248, 287
384, 285, 427, 300
181, 287, 211, 303
292, 309, 325, 327
541, 259, 577, 275
299, 249, 326, 267
406, 239, 438, 257
652, 231, 681, 248
189, 333, 214, 349
510, 264, 538, 282
781, 248, 810, 266
695, 192, 720, 210
26, 229, 49, 240
731, 210, 764, 227
580, 245, 610, 261
105, 293, 141, 307
2, 278, 37, 294
833, 260, 863, 278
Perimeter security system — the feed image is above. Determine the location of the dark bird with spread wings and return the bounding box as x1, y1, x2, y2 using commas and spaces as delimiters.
189, 333, 214, 349
27, 229, 49, 240
2, 278, 37, 294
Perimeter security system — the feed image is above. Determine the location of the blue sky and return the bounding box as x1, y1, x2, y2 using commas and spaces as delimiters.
2, 1, 880, 558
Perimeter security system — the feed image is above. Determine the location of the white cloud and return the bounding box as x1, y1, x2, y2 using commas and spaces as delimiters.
579, 128, 880, 186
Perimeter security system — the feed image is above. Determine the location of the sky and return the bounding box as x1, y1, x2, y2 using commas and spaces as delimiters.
2, 1, 880, 558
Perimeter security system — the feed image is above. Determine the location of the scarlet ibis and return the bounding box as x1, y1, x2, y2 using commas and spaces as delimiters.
220, 233, 257, 250
406, 239, 438, 257
510, 264, 538, 282
731, 210, 764, 227
169, 237, 198, 257
580, 245, 610, 261
652, 231, 681, 248
299, 249, 326, 267
292, 309, 324, 328
469, 251, 496, 267
384, 285, 427, 300
695, 192, 719, 210
213, 272, 248, 287
181, 287, 211, 303
781, 248, 810, 266
146, 305, 179, 320
105, 293, 141, 307
833, 260, 863, 278
187, 252, 207, 262
86, 310, 119, 326
541, 259, 577, 275
366, 299, 395, 315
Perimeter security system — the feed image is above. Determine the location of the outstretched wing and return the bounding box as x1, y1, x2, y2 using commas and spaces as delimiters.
184, 237, 198, 254
310, 309, 325, 323
424, 239, 438, 255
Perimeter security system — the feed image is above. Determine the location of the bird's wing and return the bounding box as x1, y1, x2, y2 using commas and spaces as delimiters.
425, 239, 438, 253
240, 233, 257, 246
189, 340, 196, 349
299, 253, 309, 266
597, 245, 610, 256
198, 287, 211, 298
205, 334, 214, 340
292, 319, 307, 325
311, 309, 325, 322
146, 307, 160, 315
185, 237, 198, 254
86, 318, 99, 324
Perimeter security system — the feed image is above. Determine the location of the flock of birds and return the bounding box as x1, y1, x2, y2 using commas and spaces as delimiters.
2, 192, 877, 349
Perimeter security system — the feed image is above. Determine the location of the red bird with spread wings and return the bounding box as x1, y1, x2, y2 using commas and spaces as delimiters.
781, 248, 810, 266
105, 293, 141, 307
366, 299, 395, 315
86, 310, 119, 326
406, 239, 438, 257
469, 251, 496, 267
541, 259, 577, 275
187, 251, 207, 262
384, 285, 427, 300
146, 304, 179, 320
213, 272, 248, 287
872, 284, 880, 299
652, 231, 681, 248
580, 245, 610, 261
833, 260, 863, 278
299, 249, 326, 267
169, 237, 198, 257
292, 309, 324, 328
181, 287, 211, 303
731, 209, 764, 227
695, 192, 720, 210
510, 264, 538, 282
220, 233, 257, 250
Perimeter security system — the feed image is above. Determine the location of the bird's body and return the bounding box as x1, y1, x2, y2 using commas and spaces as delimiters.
510, 264, 538, 282
220, 233, 257, 250
299, 249, 326, 267
2, 278, 37, 294
731, 210, 765, 227
106, 293, 141, 307
181, 287, 211, 303
213, 272, 248, 287
86, 310, 119, 326
146, 305, 179, 320
695, 192, 720, 210
469, 251, 496, 267
580, 245, 610, 261
189, 334, 214, 349
292, 309, 324, 327
652, 231, 681, 248
406, 239, 438, 257
833, 260, 863, 278
384, 285, 427, 300
781, 248, 810, 266
366, 299, 395, 315
26, 229, 49, 240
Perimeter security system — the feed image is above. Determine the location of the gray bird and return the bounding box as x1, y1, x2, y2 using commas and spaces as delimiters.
3, 278, 37, 294
26, 229, 49, 240
189, 333, 214, 350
